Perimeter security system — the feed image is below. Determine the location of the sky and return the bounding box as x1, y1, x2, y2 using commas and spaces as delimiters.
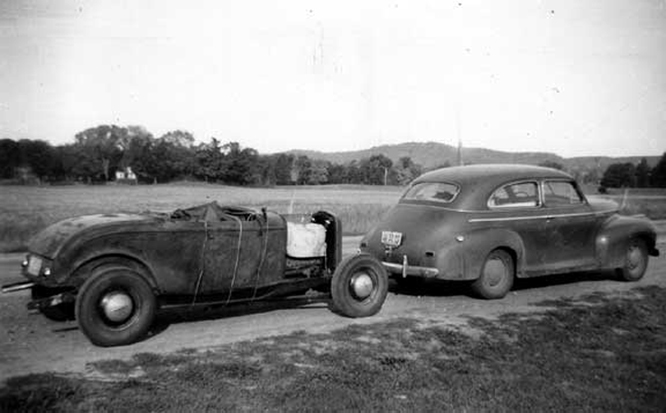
0, 0, 665, 158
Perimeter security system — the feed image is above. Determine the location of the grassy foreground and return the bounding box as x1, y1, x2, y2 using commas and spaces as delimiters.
2, 286, 665, 412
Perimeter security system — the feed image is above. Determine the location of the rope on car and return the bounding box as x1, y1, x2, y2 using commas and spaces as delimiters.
251, 208, 270, 300
191, 221, 208, 306
225, 215, 243, 306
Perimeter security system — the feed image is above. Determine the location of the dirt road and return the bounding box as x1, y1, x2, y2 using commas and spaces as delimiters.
1, 239, 664, 385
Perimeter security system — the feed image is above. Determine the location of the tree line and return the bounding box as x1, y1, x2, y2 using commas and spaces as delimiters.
600, 156, 666, 189
0, 125, 422, 186
2, 124, 664, 188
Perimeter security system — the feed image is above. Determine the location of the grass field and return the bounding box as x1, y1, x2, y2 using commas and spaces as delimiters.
1, 183, 665, 253
0, 183, 403, 252
1, 286, 664, 412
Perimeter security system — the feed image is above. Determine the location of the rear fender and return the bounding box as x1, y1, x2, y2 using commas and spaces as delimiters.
456, 228, 525, 280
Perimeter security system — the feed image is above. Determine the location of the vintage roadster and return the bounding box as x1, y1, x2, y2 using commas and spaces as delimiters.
2, 203, 388, 346
360, 164, 660, 299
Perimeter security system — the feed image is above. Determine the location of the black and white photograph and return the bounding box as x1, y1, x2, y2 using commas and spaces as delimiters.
1, 0, 665, 411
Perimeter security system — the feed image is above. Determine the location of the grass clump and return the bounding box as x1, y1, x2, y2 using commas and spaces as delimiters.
2, 286, 666, 412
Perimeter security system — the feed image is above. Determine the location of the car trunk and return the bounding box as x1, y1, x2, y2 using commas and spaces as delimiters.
361, 202, 465, 268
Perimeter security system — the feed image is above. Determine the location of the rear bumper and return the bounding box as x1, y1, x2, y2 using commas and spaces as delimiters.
382, 261, 439, 278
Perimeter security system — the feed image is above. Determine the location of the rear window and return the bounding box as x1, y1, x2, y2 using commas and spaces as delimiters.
403, 182, 460, 203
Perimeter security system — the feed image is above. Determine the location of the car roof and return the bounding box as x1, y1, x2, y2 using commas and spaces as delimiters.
414, 164, 572, 185
409, 164, 574, 209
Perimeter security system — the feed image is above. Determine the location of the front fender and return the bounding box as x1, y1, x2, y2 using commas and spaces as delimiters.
437, 228, 525, 281
67, 251, 160, 292
596, 215, 659, 269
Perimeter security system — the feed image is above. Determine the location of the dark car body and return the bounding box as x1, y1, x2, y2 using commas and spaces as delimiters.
3, 203, 389, 346
22, 204, 340, 301
360, 164, 659, 298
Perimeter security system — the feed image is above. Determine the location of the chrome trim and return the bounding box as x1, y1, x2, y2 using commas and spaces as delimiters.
382, 261, 439, 277
468, 209, 617, 223
2, 281, 35, 294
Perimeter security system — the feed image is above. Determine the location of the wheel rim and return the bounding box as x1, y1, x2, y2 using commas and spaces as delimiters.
484, 257, 508, 288
350, 271, 375, 300
100, 290, 134, 324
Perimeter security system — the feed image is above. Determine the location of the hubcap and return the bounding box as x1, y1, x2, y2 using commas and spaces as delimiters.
484, 259, 506, 287
350, 272, 374, 299
100, 291, 134, 323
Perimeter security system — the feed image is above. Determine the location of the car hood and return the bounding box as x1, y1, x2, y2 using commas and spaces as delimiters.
587, 197, 619, 215
29, 213, 159, 259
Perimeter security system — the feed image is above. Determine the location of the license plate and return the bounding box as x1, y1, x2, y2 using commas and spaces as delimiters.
27, 256, 42, 276
381, 231, 403, 247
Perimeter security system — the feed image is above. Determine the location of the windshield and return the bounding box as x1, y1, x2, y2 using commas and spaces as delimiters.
402, 182, 460, 203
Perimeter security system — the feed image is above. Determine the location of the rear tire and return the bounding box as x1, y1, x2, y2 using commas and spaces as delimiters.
471, 249, 514, 299
75, 266, 156, 347
331, 254, 388, 317
616, 238, 649, 282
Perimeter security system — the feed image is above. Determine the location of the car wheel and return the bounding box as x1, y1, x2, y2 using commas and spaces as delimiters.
75, 266, 156, 347
32, 286, 75, 322
331, 253, 388, 318
617, 238, 648, 282
472, 249, 514, 299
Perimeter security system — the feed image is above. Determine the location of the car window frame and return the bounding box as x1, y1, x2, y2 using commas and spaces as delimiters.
540, 179, 588, 208
487, 179, 542, 210
401, 181, 461, 204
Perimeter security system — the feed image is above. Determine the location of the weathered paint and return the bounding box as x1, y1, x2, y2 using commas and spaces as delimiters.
14, 203, 341, 309
361, 164, 659, 281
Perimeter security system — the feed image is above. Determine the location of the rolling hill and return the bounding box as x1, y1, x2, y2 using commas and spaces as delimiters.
287, 141, 660, 172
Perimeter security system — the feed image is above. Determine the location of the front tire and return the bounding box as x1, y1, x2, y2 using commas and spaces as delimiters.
616, 238, 649, 282
331, 253, 388, 318
75, 266, 156, 347
471, 249, 514, 299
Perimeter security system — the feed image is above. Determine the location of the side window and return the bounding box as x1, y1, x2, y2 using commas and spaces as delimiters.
543, 181, 584, 206
488, 182, 539, 208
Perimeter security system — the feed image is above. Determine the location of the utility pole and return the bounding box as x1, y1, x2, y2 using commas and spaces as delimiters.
456, 102, 464, 166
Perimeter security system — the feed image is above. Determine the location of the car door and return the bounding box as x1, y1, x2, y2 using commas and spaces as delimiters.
540, 179, 598, 271
195, 217, 263, 301
482, 180, 552, 272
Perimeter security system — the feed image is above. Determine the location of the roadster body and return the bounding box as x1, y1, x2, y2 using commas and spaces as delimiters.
360, 164, 660, 299
2, 203, 389, 346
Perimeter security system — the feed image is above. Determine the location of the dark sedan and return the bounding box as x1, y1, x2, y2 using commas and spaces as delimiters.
360, 164, 660, 299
